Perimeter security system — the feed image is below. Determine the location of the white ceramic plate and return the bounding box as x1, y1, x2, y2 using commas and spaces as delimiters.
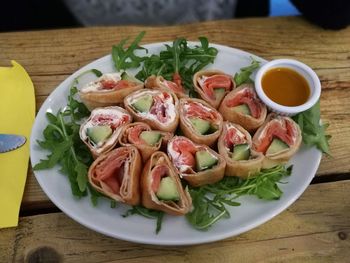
30, 42, 322, 245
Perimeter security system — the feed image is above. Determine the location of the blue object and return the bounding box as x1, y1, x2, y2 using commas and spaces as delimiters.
270, 0, 300, 16
0, 134, 26, 153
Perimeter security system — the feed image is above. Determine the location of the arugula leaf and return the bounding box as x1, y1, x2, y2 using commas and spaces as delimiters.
34, 70, 96, 199
186, 188, 233, 231
75, 162, 89, 192
186, 165, 292, 230
34, 141, 71, 170
136, 36, 218, 97
91, 69, 103, 77
110, 200, 117, 208
293, 101, 330, 154
88, 183, 102, 206
123, 206, 164, 234
112, 31, 147, 71
234, 58, 260, 86
135, 54, 169, 81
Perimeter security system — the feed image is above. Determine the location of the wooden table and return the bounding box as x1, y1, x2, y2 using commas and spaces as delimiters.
1, 17, 349, 262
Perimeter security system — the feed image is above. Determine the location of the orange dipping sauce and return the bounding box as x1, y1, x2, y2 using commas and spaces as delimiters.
262, 67, 310, 107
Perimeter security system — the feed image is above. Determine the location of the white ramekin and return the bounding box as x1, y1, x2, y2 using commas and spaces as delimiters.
254, 59, 321, 116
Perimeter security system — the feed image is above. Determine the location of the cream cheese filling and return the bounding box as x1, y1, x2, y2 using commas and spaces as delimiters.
127, 90, 177, 125
80, 73, 122, 93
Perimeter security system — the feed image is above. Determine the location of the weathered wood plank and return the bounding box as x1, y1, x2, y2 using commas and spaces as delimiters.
0, 17, 349, 75
318, 88, 350, 175
4, 180, 350, 263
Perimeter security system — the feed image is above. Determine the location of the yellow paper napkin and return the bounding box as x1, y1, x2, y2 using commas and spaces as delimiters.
0, 61, 35, 228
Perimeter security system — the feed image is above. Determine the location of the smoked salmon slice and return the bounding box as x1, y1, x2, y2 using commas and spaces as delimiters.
225, 88, 262, 118
80, 106, 132, 159
219, 84, 267, 132
100, 79, 138, 90
185, 101, 218, 121
79, 72, 144, 110
170, 137, 197, 171
151, 165, 168, 192
119, 122, 173, 162
124, 89, 179, 133
252, 114, 302, 168
167, 136, 226, 186
88, 146, 142, 205
145, 75, 187, 99
193, 69, 235, 109
127, 124, 147, 145
141, 151, 192, 216
200, 75, 232, 99
179, 98, 224, 146
218, 122, 264, 178
254, 118, 297, 154
95, 148, 128, 194
224, 126, 247, 150
150, 94, 170, 123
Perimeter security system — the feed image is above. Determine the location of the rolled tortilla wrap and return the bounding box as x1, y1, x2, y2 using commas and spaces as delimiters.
79, 106, 132, 159
179, 98, 223, 146
88, 146, 142, 205
145, 75, 188, 99
79, 72, 143, 110
252, 113, 302, 168
119, 122, 173, 162
124, 88, 179, 133
218, 122, 264, 178
219, 84, 267, 132
193, 69, 235, 108
167, 136, 226, 187
141, 151, 192, 215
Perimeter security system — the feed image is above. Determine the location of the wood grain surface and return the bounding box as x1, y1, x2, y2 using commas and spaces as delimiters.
2, 180, 349, 262
0, 16, 349, 262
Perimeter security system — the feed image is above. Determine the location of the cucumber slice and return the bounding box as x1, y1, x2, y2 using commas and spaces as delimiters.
232, 104, 251, 115
87, 125, 112, 144
189, 118, 211, 135
266, 138, 289, 155
131, 95, 153, 112
213, 88, 226, 101
140, 131, 161, 146
156, 177, 180, 201
207, 124, 218, 134
195, 150, 218, 171
232, 143, 250, 161
121, 72, 143, 84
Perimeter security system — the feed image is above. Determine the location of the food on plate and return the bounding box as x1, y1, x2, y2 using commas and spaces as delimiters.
79, 106, 132, 158
124, 88, 179, 133
141, 151, 192, 215
79, 72, 144, 110
167, 136, 225, 187
193, 69, 235, 108
119, 122, 173, 162
219, 83, 267, 132
179, 98, 223, 146
145, 75, 187, 98
88, 146, 142, 205
34, 33, 328, 234
253, 113, 302, 168
218, 122, 264, 178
